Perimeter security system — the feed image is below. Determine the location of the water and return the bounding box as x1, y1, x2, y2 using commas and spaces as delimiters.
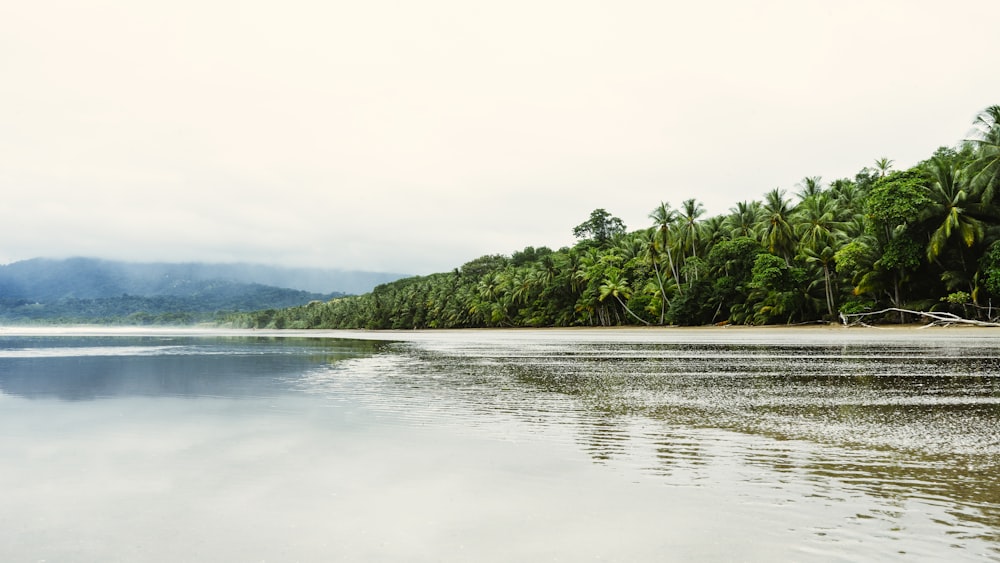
0, 327, 997, 561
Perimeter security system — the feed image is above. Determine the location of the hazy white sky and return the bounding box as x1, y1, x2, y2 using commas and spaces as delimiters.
2, 0, 999, 274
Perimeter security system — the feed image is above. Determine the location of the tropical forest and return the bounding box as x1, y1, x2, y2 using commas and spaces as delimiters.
228, 105, 1000, 329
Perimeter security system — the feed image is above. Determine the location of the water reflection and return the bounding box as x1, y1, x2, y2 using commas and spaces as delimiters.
3, 330, 998, 559
0, 336, 386, 400
294, 336, 1000, 557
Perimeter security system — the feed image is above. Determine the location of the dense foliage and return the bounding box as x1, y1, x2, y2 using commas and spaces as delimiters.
228, 106, 1000, 329
0, 286, 342, 325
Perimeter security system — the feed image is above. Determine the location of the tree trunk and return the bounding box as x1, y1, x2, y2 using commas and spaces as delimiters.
841, 307, 1000, 327
615, 295, 651, 326
653, 262, 668, 324
665, 245, 682, 296
823, 263, 834, 318
893, 271, 905, 324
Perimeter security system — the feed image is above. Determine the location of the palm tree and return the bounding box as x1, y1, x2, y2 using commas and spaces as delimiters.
724, 200, 763, 239
598, 270, 650, 325
762, 189, 797, 265
639, 227, 670, 323
509, 269, 536, 305
829, 178, 864, 217
574, 248, 611, 325
795, 192, 846, 251
801, 244, 839, 318
795, 194, 846, 319
923, 154, 984, 262
966, 105, 1000, 205
648, 202, 682, 292
795, 176, 824, 201
615, 231, 646, 265
556, 248, 584, 294
475, 271, 511, 326
678, 199, 705, 275
874, 157, 895, 178
699, 215, 726, 252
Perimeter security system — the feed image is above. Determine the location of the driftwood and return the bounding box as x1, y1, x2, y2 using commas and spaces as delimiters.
839, 308, 1000, 328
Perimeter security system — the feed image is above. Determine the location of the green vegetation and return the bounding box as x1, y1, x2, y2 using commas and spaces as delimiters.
224, 105, 1000, 328
0, 292, 341, 326
0, 288, 342, 326
0, 259, 349, 325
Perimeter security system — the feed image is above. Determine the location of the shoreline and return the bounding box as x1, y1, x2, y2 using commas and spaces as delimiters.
2, 322, 999, 345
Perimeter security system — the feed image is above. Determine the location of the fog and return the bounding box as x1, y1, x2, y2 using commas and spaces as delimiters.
3, 0, 999, 274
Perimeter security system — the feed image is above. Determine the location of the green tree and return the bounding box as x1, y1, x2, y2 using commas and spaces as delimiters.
795, 192, 845, 252
979, 242, 1000, 300
762, 189, 797, 265
670, 236, 765, 325
639, 227, 670, 323
795, 192, 846, 318
648, 201, 682, 298
801, 243, 839, 318
922, 154, 984, 262
966, 106, 1000, 204
573, 208, 627, 246
829, 178, 865, 218
598, 270, 650, 325
724, 200, 763, 240
740, 253, 813, 324
678, 198, 705, 265
795, 176, 824, 201
874, 157, 894, 178
860, 169, 932, 320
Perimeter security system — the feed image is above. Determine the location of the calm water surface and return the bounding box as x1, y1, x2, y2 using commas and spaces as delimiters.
0, 327, 997, 561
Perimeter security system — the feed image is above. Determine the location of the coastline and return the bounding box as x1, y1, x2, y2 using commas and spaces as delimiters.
2, 322, 998, 346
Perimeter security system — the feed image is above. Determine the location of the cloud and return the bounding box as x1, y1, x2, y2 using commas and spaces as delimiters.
2, 0, 999, 274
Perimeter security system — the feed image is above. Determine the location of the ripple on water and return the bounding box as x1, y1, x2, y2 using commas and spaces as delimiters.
295, 336, 1000, 559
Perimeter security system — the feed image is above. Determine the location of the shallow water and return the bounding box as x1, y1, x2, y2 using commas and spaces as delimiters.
0, 328, 997, 561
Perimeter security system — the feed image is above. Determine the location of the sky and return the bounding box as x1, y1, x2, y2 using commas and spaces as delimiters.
2, 1, 999, 275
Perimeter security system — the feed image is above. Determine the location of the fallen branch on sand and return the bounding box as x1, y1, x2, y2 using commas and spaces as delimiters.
840, 308, 1000, 328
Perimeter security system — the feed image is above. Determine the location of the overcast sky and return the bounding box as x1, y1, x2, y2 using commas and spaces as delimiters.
2, 1, 999, 275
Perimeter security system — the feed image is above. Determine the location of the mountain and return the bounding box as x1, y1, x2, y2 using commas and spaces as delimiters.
0, 258, 409, 300
0, 258, 410, 324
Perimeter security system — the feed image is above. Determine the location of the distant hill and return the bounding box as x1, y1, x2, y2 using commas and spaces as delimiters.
0, 258, 408, 299
0, 258, 410, 324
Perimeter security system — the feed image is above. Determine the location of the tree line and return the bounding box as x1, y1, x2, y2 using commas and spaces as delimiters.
226, 105, 1000, 329
0, 286, 344, 325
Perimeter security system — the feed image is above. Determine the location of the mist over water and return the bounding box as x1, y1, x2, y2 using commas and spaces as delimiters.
0, 328, 997, 561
